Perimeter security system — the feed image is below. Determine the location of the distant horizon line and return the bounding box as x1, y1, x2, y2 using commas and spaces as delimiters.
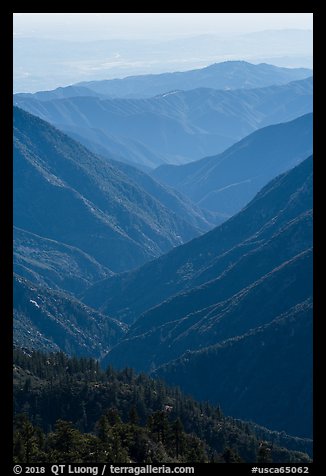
13, 27, 313, 42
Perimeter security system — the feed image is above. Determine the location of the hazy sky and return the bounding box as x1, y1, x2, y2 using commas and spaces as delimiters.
13, 13, 313, 93
13, 13, 313, 40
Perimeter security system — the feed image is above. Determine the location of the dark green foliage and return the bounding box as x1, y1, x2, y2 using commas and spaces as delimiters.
13, 414, 43, 463
13, 348, 311, 463
172, 418, 184, 458
257, 442, 273, 464
222, 447, 243, 463
49, 420, 85, 462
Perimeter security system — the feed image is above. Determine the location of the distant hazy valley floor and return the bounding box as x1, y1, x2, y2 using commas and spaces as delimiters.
13, 60, 313, 463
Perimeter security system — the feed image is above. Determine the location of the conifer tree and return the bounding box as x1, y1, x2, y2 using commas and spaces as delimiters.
172, 418, 184, 458
129, 405, 139, 426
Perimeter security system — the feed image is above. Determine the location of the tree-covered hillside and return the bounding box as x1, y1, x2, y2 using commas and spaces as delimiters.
13, 349, 312, 464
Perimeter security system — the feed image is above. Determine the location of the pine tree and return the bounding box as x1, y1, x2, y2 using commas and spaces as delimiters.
148, 411, 169, 444
106, 408, 121, 426
258, 442, 272, 463
222, 447, 242, 463
96, 415, 110, 444
13, 414, 39, 463
129, 405, 139, 426
50, 420, 84, 462
172, 418, 184, 458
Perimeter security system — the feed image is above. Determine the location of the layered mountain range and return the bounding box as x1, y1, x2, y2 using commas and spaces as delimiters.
14, 71, 312, 168
13, 60, 313, 443
85, 157, 313, 437
16, 61, 311, 100
77, 61, 311, 97
83, 156, 313, 324
153, 113, 312, 216
14, 107, 213, 296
